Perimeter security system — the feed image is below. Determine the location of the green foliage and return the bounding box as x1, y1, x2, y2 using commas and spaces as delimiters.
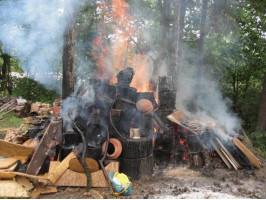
12, 77, 59, 104
0, 114, 25, 129
0, 131, 5, 139
248, 130, 266, 157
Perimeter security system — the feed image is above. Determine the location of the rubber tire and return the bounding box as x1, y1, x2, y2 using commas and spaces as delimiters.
119, 137, 152, 159
119, 154, 153, 180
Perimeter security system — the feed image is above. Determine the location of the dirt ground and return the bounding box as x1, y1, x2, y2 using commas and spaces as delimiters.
39, 158, 266, 199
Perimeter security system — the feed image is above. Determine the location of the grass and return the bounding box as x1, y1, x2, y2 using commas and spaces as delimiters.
0, 130, 6, 139
0, 114, 26, 130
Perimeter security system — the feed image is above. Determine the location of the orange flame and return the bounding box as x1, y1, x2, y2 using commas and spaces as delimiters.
93, 0, 153, 93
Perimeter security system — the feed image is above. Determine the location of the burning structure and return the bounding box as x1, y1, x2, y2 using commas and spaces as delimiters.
0, 0, 263, 198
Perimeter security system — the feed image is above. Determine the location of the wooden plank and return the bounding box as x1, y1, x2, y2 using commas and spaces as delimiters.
216, 137, 241, 169
0, 170, 49, 180
49, 161, 119, 187
0, 171, 16, 179
48, 151, 76, 184
167, 114, 198, 135
40, 186, 57, 194
0, 180, 29, 198
16, 176, 34, 191
210, 140, 232, 169
26, 120, 63, 175
220, 148, 238, 170
7, 162, 18, 171
0, 158, 18, 169
233, 136, 261, 168
0, 139, 34, 164
30, 183, 46, 199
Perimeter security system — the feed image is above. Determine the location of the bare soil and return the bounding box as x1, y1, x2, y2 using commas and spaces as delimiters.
39, 159, 266, 199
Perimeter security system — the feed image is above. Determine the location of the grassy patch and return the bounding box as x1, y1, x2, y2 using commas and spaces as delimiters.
0, 130, 6, 139
248, 130, 266, 158
0, 114, 26, 129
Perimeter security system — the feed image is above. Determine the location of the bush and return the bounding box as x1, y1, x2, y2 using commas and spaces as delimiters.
248, 130, 266, 157
12, 77, 60, 104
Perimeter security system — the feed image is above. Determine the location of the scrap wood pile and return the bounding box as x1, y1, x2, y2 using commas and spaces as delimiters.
0, 116, 119, 198
167, 109, 262, 170
0, 96, 62, 119
0, 96, 28, 119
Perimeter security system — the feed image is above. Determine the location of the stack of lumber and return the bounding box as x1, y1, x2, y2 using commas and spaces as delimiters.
0, 139, 119, 198
30, 102, 52, 116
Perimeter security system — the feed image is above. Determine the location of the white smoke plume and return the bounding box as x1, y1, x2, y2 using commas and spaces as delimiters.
175, 51, 241, 137
0, 0, 78, 93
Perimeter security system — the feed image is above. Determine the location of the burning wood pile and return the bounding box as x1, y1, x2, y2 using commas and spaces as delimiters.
0, 69, 262, 198
167, 109, 262, 170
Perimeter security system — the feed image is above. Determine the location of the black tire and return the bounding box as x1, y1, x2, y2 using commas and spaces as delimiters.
119, 137, 152, 159
119, 154, 153, 180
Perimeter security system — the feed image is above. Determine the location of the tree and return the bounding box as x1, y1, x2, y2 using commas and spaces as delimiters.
62, 9, 76, 100
197, 0, 208, 79
0, 48, 12, 95
257, 72, 266, 131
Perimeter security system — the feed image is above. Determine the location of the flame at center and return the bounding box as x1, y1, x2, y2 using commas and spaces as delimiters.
93, 0, 153, 92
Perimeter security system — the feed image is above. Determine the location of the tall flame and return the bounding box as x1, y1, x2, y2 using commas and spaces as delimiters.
93, 0, 153, 92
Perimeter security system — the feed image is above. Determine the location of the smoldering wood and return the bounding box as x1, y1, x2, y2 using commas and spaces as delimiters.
26, 119, 63, 175
62, 8, 75, 100
119, 154, 153, 181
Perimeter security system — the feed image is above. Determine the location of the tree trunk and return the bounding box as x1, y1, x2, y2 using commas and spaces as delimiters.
151, 0, 172, 90
62, 11, 76, 100
256, 72, 266, 131
172, 0, 186, 84
197, 0, 208, 79
176, 0, 186, 68
1, 53, 12, 95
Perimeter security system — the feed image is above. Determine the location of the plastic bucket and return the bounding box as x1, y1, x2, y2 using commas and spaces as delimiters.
109, 172, 132, 196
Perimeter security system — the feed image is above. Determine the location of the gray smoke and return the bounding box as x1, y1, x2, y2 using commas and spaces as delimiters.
0, 0, 78, 93
175, 49, 241, 137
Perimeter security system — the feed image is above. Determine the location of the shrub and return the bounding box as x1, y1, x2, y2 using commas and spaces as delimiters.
12, 77, 60, 104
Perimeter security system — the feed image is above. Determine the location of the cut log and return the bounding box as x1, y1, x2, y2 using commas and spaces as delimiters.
48, 151, 76, 184
49, 161, 119, 187
119, 138, 152, 159
0, 139, 34, 164
26, 120, 63, 175
0, 158, 18, 169
233, 136, 261, 168
69, 158, 99, 173
119, 154, 153, 180
16, 176, 34, 191
0, 180, 29, 198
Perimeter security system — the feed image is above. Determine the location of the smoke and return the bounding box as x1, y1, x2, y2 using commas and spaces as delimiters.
0, 0, 78, 93
175, 45, 241, 136
60, 83, 95, 132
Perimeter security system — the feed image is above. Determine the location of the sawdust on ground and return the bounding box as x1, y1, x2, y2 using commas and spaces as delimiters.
39, 160, 266, 199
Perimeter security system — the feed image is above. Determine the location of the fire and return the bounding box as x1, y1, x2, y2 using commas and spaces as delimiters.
93, 0, 153, 93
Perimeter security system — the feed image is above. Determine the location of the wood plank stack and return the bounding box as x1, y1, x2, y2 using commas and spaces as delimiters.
30, 102, 52, 116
